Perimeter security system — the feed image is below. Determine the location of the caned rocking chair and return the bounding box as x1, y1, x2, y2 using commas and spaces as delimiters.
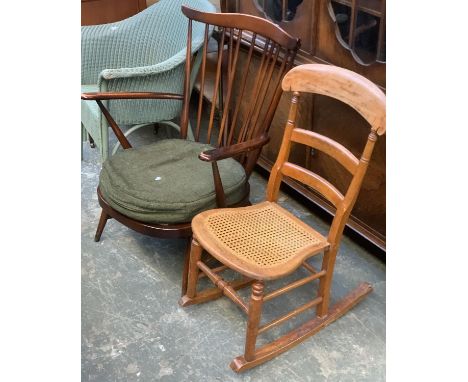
180, 64, 386, 372
80, 6, 300, 294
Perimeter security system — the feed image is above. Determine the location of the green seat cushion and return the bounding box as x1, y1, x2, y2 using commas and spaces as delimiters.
99, 139, 248, 223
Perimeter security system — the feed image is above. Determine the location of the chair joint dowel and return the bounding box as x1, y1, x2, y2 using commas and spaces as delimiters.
302, 261, 319, 274
198, 264, 229, 279
263, 271, 326, 302
258, 296, 323, 334
197, 261, 249, 313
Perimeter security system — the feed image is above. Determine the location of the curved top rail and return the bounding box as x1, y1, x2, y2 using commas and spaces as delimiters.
181, 5, 300, 50
282, 64, 386, 135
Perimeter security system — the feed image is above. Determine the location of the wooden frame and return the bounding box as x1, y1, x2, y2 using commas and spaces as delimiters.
180, 64, 385, 371
81, 6, 300, 294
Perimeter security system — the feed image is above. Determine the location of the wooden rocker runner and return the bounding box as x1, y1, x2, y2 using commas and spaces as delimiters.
179, 63, 386, 372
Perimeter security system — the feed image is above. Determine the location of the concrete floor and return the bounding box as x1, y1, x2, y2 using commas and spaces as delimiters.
81, 125, 385, 381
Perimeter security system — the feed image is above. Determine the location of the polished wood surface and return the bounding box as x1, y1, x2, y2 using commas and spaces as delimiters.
221, 0, 386, 250
81, 0, 147, 26
180, 64, 385, 371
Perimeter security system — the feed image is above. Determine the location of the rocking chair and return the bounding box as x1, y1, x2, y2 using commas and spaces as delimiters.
180, 63, 386, 372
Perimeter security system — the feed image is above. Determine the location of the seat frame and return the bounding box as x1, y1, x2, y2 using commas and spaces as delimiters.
81, 6, 300, 295
180, 64, 386, 372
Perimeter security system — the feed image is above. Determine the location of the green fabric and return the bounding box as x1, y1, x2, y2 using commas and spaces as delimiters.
81, 0, 216, 160
81, 85, 103, 148
99, 139, 247, 223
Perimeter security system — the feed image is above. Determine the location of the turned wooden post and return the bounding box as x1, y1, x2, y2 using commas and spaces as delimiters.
244, 281, 264, 361
316, 247, 337, 317
186, 238, 203, 299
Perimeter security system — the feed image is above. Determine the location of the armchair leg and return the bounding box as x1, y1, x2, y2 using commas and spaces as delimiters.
181, 237, 192, 297
94, 210, 110, 242
185, 238, 203, 299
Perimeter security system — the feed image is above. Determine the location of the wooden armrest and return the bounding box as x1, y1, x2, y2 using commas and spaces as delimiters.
81, 91, 184, 101
199, 135, 270, 162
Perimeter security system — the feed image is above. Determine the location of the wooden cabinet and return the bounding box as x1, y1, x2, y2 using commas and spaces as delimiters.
81, 0, 147, 26
221, 0, 386, 251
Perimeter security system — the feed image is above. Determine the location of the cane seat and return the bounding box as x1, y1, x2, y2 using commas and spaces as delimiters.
193, 201, 329, 280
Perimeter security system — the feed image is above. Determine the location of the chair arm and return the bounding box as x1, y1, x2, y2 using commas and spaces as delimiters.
81, 92, 184, 101
199, 134, 270, 162
98, 29, 206, 82
98, 49, 189, 81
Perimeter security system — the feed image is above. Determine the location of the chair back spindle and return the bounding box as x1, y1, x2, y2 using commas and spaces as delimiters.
181, 6, 300, 177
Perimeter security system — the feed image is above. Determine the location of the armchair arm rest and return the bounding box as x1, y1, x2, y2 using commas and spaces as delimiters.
99, 49, 188, 81
81, 91, 184, 101
199, 134, 270, 162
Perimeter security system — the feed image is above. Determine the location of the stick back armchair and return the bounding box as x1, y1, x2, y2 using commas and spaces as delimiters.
81, 5, 300, 293
180, 63, 386, 372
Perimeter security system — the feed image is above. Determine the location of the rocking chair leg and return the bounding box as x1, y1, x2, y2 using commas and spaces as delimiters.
94, 210, 110, 242
181, 237, 192, 297
316, 248, 338, 317
230, 282, 373, 373
185, 238, 203, 299
244, 281, 264, 362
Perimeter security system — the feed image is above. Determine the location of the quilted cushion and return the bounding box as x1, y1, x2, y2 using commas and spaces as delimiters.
99, 139, 248, 223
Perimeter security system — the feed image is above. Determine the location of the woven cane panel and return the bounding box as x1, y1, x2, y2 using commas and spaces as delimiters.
206, 204, 324, 267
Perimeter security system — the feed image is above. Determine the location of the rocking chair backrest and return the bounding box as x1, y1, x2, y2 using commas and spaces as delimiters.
267, 64, 386, 248
180, 6, 300, 176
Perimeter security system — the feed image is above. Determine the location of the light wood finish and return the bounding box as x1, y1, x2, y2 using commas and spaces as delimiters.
196, 260, 249, 313
244, 281, 264, 361
282, 64, 385, 135
191, 201, 328, 280
263, 269, 326, 302
179, 277, 254, 307
230, 282, 373, 372
180, 64, 385, 372
258, 296, 323, 334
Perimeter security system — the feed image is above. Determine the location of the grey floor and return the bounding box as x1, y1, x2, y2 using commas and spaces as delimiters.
81, 125, 385, 381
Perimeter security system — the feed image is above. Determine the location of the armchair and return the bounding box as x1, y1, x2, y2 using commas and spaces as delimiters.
81, 0, 215, 161
81, 5, 300, 296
